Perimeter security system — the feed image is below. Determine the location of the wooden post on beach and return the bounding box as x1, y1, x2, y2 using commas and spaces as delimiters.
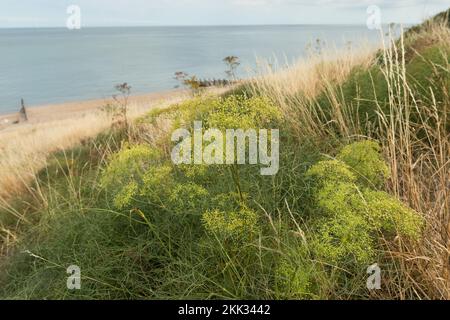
19, 98, 28, 122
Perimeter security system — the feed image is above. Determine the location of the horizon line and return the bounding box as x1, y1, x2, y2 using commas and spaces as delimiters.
0, 22, 415, 30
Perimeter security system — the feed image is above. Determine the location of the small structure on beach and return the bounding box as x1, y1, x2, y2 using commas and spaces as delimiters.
19, 98, 28, 122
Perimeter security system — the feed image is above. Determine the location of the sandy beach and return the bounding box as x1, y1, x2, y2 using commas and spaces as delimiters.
0, 88, 191, 198
0, 89, 190, 131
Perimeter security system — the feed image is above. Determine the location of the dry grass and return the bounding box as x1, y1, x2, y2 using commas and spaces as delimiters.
0, 93, 190, 201
377, 24, 450, 300
0, 20, 448, 299
249, 40, 377, 139
251, 23, 449, 299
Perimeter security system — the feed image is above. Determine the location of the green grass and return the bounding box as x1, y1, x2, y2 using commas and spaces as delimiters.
0, 11, 448, 300
314, 39, 449, 131
0, 95, 422, 300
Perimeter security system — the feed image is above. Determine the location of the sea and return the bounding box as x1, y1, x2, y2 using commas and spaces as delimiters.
0, 25, 382, 114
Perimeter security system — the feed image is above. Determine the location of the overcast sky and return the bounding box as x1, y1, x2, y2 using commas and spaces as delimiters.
0, 0, 449, 28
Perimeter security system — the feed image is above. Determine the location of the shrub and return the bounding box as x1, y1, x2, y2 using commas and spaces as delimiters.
275, 247, 315, 299
177, 164, 217, 185
306, 140, 423, 268
168, 182, 209, 215
205, 95, 281, 130
314, 181, 363, 217
174, 97, 217, 128
337, 140, 390, 188
101, 144, 161, 209
312, 212, 375, 266
113, 181, 139, 209
211, 192, 247, 211
363, 190, 423, 239
202, 207, 258, 240
141, 164, 174, 204
306, 159, 356, 188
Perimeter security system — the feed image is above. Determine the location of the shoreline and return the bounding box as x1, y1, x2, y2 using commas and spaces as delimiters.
0, 88, 189, 129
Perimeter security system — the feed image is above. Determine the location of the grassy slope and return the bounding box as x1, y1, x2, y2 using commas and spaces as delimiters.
316, 22, 450, 129
0, 11, 449, 300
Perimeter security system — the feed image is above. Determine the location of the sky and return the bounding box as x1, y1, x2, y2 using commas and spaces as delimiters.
0, 0, 449, 28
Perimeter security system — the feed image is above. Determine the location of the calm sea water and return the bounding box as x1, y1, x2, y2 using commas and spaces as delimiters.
0, 25, 381, 114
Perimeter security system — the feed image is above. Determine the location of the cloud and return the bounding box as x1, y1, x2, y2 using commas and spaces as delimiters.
233, 0, 449, 8
233, 0, 280, 5
1, 0, 448, 27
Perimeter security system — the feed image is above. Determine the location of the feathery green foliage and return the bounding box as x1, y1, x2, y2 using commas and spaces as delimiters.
2, 10, 446, 299
337, 140, 390, 188
202, 207, 258, 241
306, 141, 422, 269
